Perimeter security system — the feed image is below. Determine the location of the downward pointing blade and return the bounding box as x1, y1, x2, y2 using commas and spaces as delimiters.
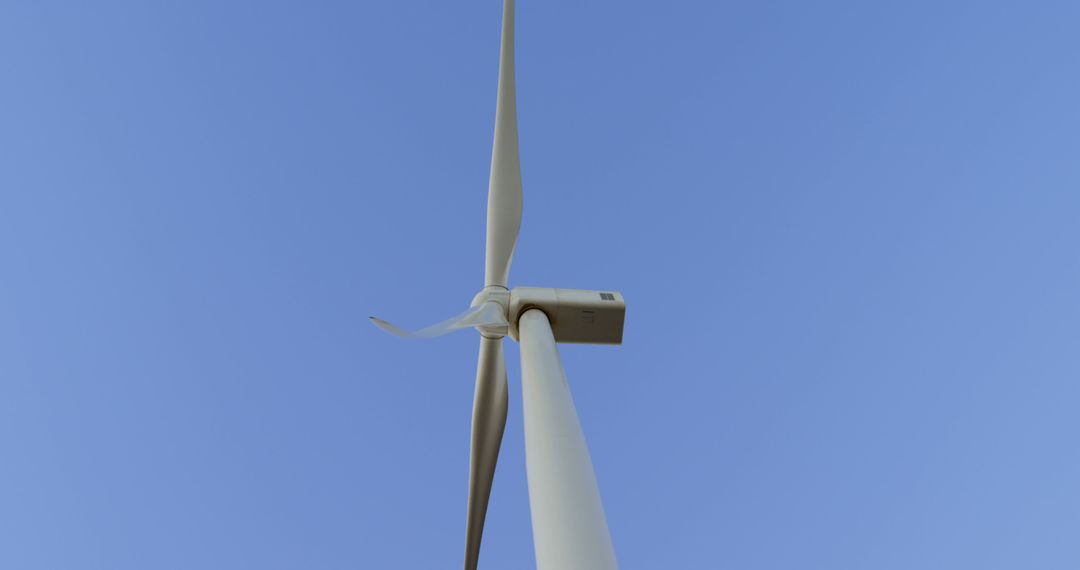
464, 336, 509, 570
484, 0, 522, 289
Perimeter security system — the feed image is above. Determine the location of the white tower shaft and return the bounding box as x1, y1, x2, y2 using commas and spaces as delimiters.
518, 309, 618, 570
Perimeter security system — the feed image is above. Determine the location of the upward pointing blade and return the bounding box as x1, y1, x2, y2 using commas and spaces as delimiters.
465, 336, 509, 570
484, 0, 522, 289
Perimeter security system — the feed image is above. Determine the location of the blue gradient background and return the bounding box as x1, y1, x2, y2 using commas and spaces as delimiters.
2, 0, 1079, 568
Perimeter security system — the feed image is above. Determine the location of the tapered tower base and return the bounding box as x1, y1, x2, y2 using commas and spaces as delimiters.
518, 309, 618, 570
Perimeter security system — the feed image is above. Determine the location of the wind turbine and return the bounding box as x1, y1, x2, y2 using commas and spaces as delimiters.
370, 1, 624, 568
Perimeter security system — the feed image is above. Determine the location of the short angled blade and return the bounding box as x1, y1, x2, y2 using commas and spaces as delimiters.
484, 0, 523, 289
464, 336, 509, 570
369, 302, 507, 339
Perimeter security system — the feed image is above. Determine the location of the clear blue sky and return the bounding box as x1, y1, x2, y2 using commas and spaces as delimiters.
2, 0, 1079, 568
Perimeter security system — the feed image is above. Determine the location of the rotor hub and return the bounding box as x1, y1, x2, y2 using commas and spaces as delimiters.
471, 286, 511, 338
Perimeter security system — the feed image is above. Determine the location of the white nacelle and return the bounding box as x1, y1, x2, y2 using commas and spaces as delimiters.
509, 287, 625, 345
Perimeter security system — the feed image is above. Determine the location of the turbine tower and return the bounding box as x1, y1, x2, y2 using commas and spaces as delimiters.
371, 1, 623, 568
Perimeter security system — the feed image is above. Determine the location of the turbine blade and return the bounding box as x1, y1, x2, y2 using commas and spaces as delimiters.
369, 302, 506, 339
464, 336, 509, 570
484, 0, 522, 289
